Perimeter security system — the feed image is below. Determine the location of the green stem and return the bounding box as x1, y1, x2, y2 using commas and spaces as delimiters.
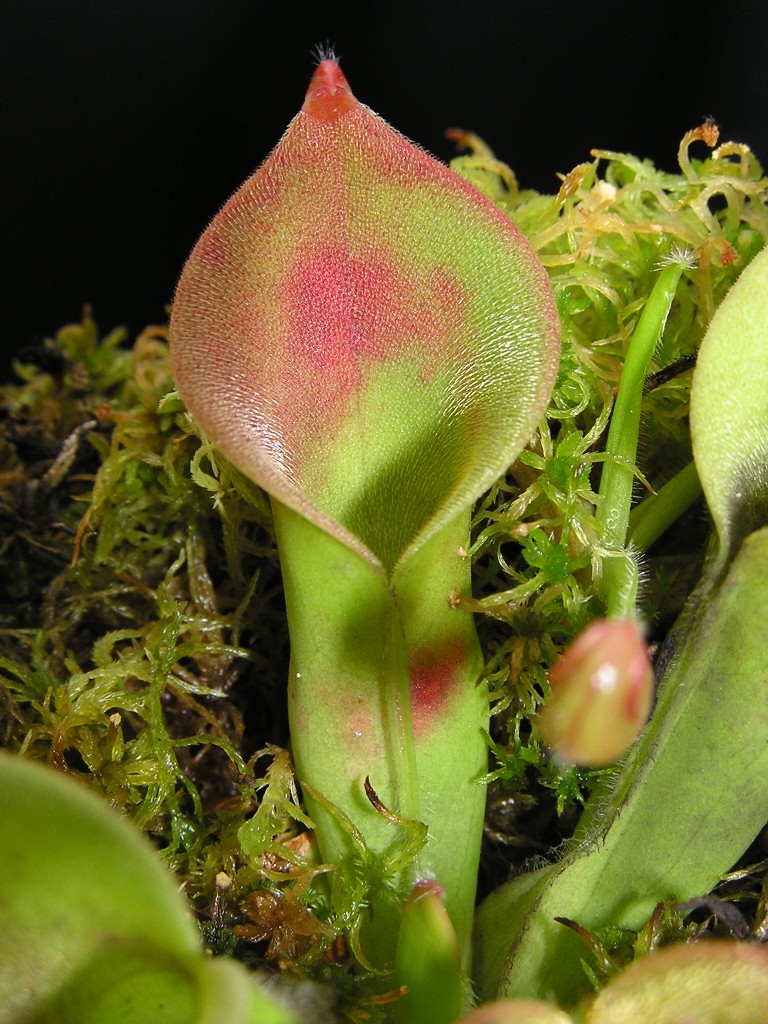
270, 499, 487, 970
384, 596, 420, 824
597, 261, 687, 615
627, 460, 703, 552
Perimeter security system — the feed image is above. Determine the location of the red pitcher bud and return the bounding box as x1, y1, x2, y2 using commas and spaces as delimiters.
539, 618, 653, 766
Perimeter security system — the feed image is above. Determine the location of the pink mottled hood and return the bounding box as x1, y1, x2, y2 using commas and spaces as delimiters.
170, 59, 560, 578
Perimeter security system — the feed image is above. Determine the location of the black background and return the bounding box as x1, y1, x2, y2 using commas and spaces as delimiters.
2, 0, 766, 374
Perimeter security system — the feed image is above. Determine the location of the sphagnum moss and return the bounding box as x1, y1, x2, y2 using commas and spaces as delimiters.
1, 124, 767, 1008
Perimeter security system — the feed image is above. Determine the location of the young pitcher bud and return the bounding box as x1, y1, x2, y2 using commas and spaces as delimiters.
539, 618, 653, 766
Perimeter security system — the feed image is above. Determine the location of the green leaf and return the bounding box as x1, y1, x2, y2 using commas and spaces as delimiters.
474, 244, 768, 1006
585, 941, 768, 1024
0, 753, 297, 1024
690, 244, 768, 564
474, 525, 768, 1005
394, 882, 465, 1024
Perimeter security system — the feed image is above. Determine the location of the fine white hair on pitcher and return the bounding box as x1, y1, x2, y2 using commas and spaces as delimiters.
312, 41, 338, 65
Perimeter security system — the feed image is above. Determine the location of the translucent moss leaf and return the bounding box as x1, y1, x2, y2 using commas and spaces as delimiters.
690, 244, 768, 562
170, 58, 560, 579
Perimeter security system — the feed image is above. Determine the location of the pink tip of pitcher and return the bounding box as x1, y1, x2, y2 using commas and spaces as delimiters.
303, 58, 357, 122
